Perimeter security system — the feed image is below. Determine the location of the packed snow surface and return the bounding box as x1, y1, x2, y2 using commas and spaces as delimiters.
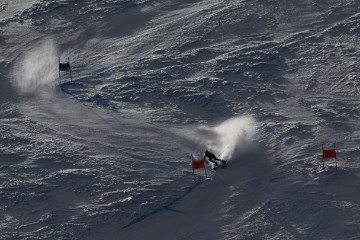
0, 0, 359, 239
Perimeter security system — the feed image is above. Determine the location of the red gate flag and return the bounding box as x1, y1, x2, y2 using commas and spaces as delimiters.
192, 160, 205, 169
323, 149, 336, 158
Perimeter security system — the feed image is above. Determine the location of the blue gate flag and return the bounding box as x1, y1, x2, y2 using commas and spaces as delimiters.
59, 62, 71, 71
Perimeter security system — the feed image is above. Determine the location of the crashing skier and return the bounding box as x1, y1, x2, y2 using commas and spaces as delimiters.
203, 150, 226, 169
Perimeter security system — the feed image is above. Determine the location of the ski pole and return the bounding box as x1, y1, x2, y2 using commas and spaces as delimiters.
217, 146, 230, 158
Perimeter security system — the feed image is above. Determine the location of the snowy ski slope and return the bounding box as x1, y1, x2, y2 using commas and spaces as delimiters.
0, 0, 359, 239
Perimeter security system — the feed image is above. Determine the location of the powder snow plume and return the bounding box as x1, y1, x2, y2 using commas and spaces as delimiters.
12, 39, 58, 94
186, 115, 258, 161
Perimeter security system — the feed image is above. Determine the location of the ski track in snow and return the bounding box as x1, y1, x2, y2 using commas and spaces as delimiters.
0, 0, 360, 239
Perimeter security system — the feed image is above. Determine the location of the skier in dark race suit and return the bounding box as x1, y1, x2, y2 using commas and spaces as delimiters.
203, 150, 226, 167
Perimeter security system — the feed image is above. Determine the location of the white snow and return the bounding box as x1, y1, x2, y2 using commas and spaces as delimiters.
0, 0, 359, 239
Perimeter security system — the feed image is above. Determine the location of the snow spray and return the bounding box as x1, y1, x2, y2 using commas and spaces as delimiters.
12, 39, 58, 94
193, 115, 257, 161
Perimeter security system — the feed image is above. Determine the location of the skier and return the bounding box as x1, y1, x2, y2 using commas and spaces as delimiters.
203, 150, 226, 168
